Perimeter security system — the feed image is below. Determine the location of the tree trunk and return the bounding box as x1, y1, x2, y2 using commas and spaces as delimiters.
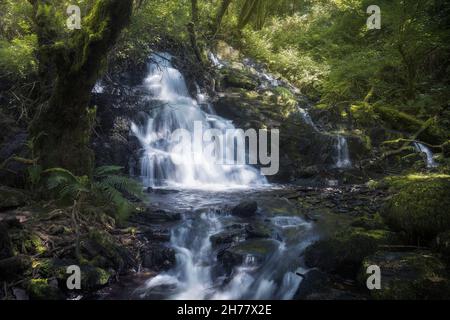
30, 0, 133, 176
212, 0, 232, 35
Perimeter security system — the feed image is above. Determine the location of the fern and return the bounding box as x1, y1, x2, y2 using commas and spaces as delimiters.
43, 166, 145, 221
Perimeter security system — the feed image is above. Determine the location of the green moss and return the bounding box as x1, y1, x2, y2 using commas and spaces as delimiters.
360, 251, 450, 300
80, 265, 111, 290
304, 228, 395, 277
27, 278, 63, 300
382, 175, 450, 242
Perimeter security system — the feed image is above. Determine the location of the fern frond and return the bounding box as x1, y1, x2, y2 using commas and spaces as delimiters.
101, 175, 145, 200
44, 168, 79, 184
94, 165, 125, 177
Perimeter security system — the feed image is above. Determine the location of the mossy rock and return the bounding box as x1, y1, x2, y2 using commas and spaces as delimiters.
80, 265, 111, 291
27, 278, 64, 300
350, 214, 386, 230
220, 69, 258, 90
218, 239, 279, 273
80, 230, 131, 271
359, 250, 450, 300
382, 175, 450, 242
304, 228, 395, 278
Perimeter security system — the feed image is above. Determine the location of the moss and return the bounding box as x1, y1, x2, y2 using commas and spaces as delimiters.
382, 175, 450, 242
360, 250, 450, 300
304, 228, 395, 278
221, 69, 258, 90
27, 278, 63, 300
80, 265, 111, 290
374, 105, 442, 144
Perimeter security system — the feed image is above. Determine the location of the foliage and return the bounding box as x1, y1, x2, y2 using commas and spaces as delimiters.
45, 166, 145, 221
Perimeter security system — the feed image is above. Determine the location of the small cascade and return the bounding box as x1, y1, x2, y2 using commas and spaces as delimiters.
131, 53, 267, 189
335, 135, 352, 169
413, 142, 438, 168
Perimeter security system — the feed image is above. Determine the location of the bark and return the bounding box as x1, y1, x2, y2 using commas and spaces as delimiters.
30, 0, 133, 175
212, 0, 232, 35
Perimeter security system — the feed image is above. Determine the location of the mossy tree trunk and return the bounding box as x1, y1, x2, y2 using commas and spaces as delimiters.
29, 0, 133, 176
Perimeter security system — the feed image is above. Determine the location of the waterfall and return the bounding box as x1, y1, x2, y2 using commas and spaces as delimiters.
139, 208, 312, 300
335, 135, 352, 169
413, 142, 438, 168
131, 53, 267, 189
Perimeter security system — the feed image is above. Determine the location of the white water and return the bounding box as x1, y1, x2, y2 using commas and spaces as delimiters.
131, 53, 267, 190
139, 207, 312, 300
335, 135, 352, 169
413, 142, 438, 168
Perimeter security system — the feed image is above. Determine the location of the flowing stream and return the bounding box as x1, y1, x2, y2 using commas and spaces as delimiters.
116, 53, 325, 300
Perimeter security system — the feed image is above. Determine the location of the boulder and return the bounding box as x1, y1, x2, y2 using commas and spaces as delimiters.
382, 176, 450, 242
132, 209, 181, 224
142, 245, 176, 271
218, 239, 279, 273
359, 250, 450, 299
303, 228, 395, 278
210, 225, 246, 247
231, 201, 258, 217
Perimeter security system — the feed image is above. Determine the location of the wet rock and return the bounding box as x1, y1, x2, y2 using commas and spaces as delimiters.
142, 245, 176, 271
245, 222, 272, 239
231, 201, 258, 217
210, 225, 246, 247
142, 228, 171, 242
359, 250, 450, 300
218, 239, 279, 273
133, 209, 181, 224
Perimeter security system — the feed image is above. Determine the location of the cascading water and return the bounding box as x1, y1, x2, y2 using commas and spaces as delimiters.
335, 135, 352, 169
135, 195, 314, 300
131, 53, 267, 189
413, 142, 438, 168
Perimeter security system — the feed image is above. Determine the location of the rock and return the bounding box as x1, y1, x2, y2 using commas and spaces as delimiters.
80, 265, 112, 291
27, 278, 65, 300
382, 176, 450, 242
142, 245, 176, 271
231, 201, 258, 217
12, 287, 29, 300
0, 255, 31, 280
81, 230, 133, 272
294, 269, 330, 299
210, 225, 246, 247
245, 222, 272, 239
303, 228, 395, 278
220, 69, 258, 90
133, 209, 181, 224
359, 250, 450, 300
218, 239, 279, 273
142, 228, 171, 242
0, 186, 29, 211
